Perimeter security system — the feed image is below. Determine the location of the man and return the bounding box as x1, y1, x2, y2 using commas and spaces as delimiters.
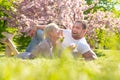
25, 21, 97, 60
61, 21, 97, 60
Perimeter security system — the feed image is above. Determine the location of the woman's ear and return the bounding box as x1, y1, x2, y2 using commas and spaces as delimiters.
49, 32, 52, 37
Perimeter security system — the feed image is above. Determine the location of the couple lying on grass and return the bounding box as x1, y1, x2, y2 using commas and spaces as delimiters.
17, 21, 97, 60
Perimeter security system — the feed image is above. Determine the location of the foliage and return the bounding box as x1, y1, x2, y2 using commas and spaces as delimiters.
0, 0, 99, 30
13, 33, 31, 52
0, 0, 17, 51
0, 0, 18, 36
88, 28, 120, 49
0, 0, 120, 49
0, 50, 120, 80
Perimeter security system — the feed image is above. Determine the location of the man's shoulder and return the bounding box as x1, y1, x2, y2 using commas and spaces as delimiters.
77, 40, 91, 54
77, 38, 88, 45
77, 42, 90, 48
78, 37, 87, 43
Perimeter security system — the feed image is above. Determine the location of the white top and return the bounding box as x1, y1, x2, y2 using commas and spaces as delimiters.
61, 29, 91, 54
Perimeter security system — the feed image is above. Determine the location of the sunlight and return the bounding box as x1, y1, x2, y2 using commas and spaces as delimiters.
115, 4, 120, 10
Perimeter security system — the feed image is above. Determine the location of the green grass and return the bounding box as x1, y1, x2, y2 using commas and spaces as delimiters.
0, 50, 120, 80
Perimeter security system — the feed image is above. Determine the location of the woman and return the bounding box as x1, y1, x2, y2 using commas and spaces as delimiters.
29, 23, 63, 59
17, 23, 63, 59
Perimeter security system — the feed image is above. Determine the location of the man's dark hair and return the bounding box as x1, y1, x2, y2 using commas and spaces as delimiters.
75, 21, 87, 29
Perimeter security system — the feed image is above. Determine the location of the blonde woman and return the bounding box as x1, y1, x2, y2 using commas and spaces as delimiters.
28, 23, 63, 59
17, 23, 62, 59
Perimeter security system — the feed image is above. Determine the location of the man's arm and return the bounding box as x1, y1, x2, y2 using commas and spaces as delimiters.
28, 25, 46, 37
77, 42, 97, 61
82, 50, 97, 61
36, 25, 46, 30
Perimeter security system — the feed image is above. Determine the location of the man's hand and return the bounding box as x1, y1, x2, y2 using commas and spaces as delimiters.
82, 51, 97, 61
28, 24, 46, 37
69, 43, 77, 50
28, 28, 37, 37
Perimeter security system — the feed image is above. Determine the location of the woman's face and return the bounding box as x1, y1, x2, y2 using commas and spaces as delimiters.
51, 29, 63, 43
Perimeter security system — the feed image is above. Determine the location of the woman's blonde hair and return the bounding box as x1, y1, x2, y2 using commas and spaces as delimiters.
43, 23, 60, 39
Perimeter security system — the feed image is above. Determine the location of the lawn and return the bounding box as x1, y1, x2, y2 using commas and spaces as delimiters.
0, 50, 120, 80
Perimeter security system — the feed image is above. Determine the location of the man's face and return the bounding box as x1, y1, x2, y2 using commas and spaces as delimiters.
72, 23, 84, 40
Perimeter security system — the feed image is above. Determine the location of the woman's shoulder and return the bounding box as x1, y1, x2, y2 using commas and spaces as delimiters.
38, 40, 51, 48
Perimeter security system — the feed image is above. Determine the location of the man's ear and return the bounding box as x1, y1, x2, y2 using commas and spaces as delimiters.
83, 29, 87, 34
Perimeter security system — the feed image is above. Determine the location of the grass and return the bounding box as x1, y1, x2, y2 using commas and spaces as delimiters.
0, 50, 120, 80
